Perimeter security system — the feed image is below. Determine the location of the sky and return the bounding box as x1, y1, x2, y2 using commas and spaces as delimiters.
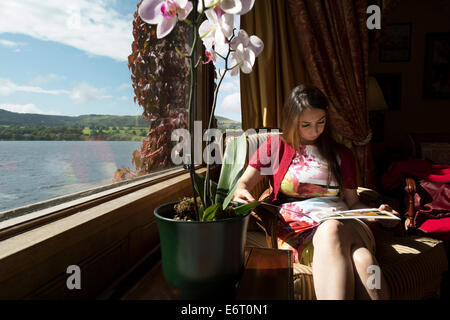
0, 0, 242, 122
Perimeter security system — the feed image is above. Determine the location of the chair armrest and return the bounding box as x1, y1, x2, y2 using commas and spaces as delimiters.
405, 177, 417, 231
405, 176, 416, 218
404, 176, 417, 230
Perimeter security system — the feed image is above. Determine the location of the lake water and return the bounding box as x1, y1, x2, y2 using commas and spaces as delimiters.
0, 141, 142, 213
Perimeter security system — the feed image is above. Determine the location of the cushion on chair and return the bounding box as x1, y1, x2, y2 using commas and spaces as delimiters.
375, 231, 448, 300
411, 179, 450, 241
417, 217, 450, 242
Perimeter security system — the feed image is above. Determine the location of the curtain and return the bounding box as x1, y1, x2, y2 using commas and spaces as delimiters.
240, 0, 401, 189
240, 0, 309, 130
285, 0, 377, 189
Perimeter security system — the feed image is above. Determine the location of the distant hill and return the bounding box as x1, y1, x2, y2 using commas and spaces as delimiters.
0, 108, 241, 130
215, 115, 242, 130
0, 108, 150, 127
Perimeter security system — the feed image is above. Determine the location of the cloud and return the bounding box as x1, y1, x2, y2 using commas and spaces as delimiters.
0, 78, 70, 96
29, 74, 67, 86
1, 103, 65, 115
220, 93, 241, 112
0, 0, 133, 61
0, 78, 111, 104
220, 79, 240, 92
1, 103, 44, 114
0, 39, 26, 52
117, 83, 131, 91
70, 83, 113, 104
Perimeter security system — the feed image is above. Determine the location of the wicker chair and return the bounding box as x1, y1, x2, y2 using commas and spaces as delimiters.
226, 130, 448, 300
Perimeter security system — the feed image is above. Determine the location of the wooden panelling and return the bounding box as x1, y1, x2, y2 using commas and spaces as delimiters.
0, 169, 203, 299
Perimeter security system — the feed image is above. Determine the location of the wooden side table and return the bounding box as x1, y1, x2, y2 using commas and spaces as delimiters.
121, 247, 293, 300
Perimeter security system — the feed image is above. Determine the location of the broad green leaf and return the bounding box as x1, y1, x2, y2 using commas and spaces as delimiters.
209, 179, 218, 204
193, 172, 205, 204
215, 133, 247, 207
194, 172, 218, 207
201, 203, 220, 222
222, 171, 243, 210
198, 205, 204, 220
234, 201, 260, 216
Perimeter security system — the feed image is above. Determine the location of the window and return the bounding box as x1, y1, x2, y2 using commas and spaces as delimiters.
215, 15, 242, 132
0, 1, 199, 224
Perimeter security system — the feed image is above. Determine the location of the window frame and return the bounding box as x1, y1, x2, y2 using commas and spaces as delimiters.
0, 46, 216, 240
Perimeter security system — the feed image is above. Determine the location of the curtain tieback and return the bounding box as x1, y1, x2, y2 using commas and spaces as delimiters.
353, 129, 372, 146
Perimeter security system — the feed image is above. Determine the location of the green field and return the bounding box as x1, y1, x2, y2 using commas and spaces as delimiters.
0, 109, 242, 141
0, 125, 148, 141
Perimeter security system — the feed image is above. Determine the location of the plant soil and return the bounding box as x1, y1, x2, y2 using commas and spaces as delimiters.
173, 197, 237, 221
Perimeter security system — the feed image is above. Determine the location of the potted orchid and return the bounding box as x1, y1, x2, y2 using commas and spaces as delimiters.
138, 0, 263, 298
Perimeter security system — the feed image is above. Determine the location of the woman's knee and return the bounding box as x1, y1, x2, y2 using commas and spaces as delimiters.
351, 246, 376, 269
313, 219, 350, 249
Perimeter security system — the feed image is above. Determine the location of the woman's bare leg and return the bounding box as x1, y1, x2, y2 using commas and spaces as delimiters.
351, 245, 390, 300
312, 220, 364, 299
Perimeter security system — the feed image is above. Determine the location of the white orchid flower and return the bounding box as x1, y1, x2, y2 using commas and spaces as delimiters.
199, 6, 234, 51
230, 29, 264, 57
139, 0, 193, 39
229, 43, 254, 75
219, 0, 255, 15
198, 0, 255, 15
229, 29, 264, 75
197, 0, 219, 12
203, 49, 217, 64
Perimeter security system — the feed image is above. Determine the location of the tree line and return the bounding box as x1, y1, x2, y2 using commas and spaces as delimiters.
0, 126, 146, 141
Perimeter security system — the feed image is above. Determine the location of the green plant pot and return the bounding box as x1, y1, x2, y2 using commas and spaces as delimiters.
154, 201, 250, 299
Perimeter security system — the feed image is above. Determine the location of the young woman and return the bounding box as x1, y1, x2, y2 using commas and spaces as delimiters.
233, 84, 399, 300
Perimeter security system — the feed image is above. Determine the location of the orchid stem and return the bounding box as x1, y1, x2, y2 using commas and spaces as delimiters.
187, 0, 205, 219
204, 42, 233, 207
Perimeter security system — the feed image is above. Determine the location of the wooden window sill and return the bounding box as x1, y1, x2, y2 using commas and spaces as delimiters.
0, 165, 213, 241
0, 166, 211, 299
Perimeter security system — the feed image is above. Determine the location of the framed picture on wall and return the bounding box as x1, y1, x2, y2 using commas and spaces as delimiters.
423, 32, 450, 99
371, 73, 402, 110
379, 23, 412, 62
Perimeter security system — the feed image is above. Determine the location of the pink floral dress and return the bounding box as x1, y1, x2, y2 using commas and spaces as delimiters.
276, 145, 375, 266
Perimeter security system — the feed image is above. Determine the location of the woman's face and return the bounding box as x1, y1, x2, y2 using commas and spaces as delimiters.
298, 108, 327, 144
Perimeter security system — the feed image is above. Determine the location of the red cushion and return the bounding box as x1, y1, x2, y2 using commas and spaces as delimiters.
418, 217, 450, 242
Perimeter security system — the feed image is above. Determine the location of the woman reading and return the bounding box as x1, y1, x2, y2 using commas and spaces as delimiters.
233, 84, 399, 300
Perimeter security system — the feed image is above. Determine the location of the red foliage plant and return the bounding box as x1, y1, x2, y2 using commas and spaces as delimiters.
114, 1, 191, 182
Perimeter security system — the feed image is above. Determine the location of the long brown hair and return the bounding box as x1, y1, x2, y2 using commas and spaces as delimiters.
281, 84, 343, 188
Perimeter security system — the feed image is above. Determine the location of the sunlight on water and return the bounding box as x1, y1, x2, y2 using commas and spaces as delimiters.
0, 141, 141, 212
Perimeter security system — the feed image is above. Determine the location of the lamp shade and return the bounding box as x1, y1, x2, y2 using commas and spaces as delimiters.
368, 76, 388, 111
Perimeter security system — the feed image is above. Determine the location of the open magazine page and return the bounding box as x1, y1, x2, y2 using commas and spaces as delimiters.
309, 208, 401, 224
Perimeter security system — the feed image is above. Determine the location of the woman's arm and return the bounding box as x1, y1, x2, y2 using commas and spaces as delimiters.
232, 165, 263, 204
342, 188, 368, 210
342, 188, 400, 229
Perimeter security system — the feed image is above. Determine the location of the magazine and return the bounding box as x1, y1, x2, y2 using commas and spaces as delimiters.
260, 202, 400, 224
307, 208, 401, 224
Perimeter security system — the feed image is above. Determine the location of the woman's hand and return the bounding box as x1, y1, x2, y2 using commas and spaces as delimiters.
231, 166, 261, 204
232, 187, 256, 204
377, 204, 401, 228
